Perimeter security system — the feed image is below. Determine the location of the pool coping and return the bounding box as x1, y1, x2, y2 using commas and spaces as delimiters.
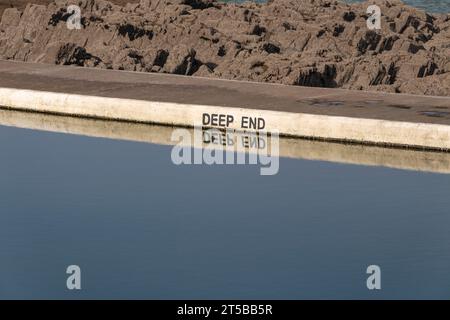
1, 60, 450, 151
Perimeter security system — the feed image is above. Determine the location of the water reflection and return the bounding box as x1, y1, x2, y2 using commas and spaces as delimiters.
1, 108, 450, 299
1, 108, 449, 175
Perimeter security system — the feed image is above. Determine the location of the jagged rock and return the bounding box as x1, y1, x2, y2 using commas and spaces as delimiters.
0, 8, 21, 27
0, 0, 449, 96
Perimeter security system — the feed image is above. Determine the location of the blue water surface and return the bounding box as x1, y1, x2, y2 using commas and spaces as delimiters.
0, 123, 450, 299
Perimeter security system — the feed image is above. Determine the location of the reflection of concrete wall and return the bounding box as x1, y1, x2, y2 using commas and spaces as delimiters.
1, 109, 450, 174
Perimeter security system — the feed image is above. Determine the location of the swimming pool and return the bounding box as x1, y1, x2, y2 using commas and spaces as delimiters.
0, 110, 449, 299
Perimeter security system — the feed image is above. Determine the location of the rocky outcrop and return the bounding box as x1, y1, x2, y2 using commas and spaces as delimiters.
0, 0, 449, 95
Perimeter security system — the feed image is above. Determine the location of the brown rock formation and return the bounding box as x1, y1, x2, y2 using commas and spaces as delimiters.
1, 0, 449, 95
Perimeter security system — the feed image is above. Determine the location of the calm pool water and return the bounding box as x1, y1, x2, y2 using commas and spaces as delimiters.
0, 121, 450, 299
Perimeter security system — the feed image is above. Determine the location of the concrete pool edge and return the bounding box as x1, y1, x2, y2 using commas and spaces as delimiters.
0, 61, 450, 151
1, 87, 450, 151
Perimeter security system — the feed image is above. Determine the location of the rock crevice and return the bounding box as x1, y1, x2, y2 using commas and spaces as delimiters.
0, 0, 449, 95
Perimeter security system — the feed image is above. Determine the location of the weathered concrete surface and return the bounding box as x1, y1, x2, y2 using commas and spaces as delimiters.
2, 108, 450, 174
0, 60, 450, 150
1, 60, 450, 123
